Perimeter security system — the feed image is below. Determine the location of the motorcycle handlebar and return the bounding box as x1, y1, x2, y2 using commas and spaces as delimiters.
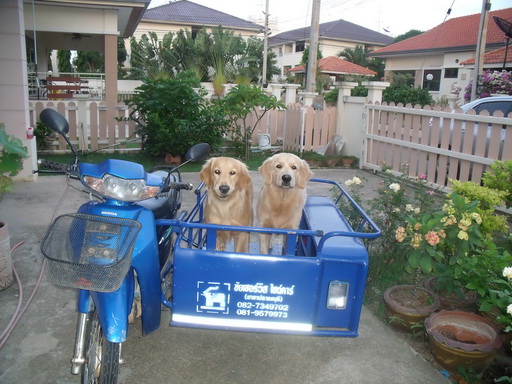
37, 159, 80, 179
161, 182, 193, 192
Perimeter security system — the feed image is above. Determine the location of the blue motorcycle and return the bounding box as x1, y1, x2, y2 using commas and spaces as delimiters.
38, 108, 381, 384
38, 108, 210, 383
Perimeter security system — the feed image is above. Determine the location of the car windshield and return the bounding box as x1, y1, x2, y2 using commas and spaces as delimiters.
469, 100, 512, 116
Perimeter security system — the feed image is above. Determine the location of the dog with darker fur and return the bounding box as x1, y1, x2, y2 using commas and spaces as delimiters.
199, 157, 253, 253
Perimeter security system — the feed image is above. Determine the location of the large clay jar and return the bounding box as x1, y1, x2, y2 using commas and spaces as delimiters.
425, 310, 502, 374
424, 277, 478, 312
383, 285, 440, 332
0, 221, 13, 291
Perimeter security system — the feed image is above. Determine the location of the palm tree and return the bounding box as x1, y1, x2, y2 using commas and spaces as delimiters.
336, 45, 368, 67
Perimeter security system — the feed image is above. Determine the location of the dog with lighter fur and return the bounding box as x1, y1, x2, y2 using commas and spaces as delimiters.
256, 152, 313, 254
199, 157, 253, 253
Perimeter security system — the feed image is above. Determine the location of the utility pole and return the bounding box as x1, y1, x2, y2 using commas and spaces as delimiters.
305, 0, 321, 93
471, 0, 491, 101
262, 0, 269, 88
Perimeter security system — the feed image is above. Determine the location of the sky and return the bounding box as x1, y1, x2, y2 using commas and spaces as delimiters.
148, 0, 511, 37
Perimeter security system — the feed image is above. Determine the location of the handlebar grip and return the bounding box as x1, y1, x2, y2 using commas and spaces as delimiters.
161, 182, 193, 192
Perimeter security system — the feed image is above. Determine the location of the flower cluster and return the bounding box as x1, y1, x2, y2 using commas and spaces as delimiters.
394, 192, 484, 279
464, 70, 512, 101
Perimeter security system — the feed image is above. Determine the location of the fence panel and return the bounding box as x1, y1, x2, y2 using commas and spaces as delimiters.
364, 102, 512, 190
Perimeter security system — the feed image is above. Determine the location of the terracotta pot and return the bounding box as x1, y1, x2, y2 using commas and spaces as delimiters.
0, 221, 14, 291
424, 277, 478, 312
425, 310, 502, 374
164, 154, 181, 165
341, 158, 353, 167
383, 285, 440, 332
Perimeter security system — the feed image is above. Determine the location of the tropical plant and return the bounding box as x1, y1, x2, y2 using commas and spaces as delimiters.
0, 124, 29, 199
383, 82, 434, 107
337, 45, 369, 67
127, 71, 229, 157
217, 84, 286, 161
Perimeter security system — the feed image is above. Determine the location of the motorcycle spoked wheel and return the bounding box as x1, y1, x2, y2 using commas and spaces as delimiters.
82, 309, 121, 384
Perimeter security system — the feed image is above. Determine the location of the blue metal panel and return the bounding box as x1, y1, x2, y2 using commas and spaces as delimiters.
172, 248, 322, 334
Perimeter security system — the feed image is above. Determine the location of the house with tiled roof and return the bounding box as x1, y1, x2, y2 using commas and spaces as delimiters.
369, 7, 512, 105
268, 19, 393, 80
288, 56, 377, 79
133, 0, 262, 42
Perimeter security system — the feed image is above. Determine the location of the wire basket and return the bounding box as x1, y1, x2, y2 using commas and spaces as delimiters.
41, 213, 142, 292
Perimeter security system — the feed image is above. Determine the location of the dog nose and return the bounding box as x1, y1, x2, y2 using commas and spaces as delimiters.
219, 185, 230, 195
282, 174, 292, 184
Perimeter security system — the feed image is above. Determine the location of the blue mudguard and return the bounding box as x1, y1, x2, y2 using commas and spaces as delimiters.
76, 202, 162, 342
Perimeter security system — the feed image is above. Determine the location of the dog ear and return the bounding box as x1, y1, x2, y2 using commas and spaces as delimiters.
297, 160, 313, 188
199, 158, 213, 186
238, 163, 253, 189
258, 158, 273, 185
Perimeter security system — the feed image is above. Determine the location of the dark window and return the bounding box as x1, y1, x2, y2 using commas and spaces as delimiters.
423, 69, 441, 91
295, 40, 305, 52
191, 26, 201, 39
444, 68, 458, 78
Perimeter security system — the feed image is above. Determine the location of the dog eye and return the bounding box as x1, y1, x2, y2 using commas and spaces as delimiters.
291, 165, 297, 170
214, 169, 220, 175
276, 164, 282, 169
229, 171, 236, 175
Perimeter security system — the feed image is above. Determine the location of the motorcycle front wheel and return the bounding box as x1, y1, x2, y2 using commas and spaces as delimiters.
82, 309, 121, 384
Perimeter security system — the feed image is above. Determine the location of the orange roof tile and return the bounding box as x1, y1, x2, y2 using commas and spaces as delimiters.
460, 46, 512, 65
289, 56, 377, 76
370, 8, 512, 57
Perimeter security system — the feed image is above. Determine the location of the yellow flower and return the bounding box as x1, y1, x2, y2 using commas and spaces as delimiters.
503, 266, 512, 280
457, 230, 469, 240
395, 227, 406, 243
411, 233, 422, 248
414, 223, 422, 230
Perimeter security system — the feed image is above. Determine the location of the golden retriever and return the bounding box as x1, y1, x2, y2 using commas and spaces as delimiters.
199, 157, 253, 253
256, 152, 313, 253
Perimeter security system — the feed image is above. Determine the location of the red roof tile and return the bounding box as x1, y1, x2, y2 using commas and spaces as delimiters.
460, 46, 512, 65
370, 8, 512, 57
289, 56, 377, 76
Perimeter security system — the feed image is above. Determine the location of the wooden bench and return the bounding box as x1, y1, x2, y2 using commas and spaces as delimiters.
46, 76, 89, 99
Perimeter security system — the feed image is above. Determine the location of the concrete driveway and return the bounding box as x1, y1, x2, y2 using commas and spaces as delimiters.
0, 168, 449, 384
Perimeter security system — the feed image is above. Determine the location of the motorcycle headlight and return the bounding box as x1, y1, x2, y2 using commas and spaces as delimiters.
83, 174, 161, 202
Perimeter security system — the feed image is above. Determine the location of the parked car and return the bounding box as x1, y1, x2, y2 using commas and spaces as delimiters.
431, 96, 512, 183
435, 95, 512, 154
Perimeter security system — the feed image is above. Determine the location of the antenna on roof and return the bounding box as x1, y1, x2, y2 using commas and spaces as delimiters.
493, 16, 512, 70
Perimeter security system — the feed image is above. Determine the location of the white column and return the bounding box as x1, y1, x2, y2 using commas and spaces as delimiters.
0, 0, 37, 182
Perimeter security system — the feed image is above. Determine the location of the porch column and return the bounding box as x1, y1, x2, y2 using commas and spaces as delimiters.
104, 34, 118, 146
336, 81, 358, 137
0, 0, 37, 182
283, 84, 300, 106
298, 91, 318, 107
363, 81, 390, 103
267, 84, 283, 100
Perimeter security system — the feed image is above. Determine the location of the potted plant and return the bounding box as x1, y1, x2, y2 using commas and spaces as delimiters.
340, 155, 357, 167
0, 123, 28, 290
425, 310, 503, 374
478, 266, 512, 354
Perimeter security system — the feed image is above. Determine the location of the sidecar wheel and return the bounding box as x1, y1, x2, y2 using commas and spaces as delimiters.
82, 310, 121, 384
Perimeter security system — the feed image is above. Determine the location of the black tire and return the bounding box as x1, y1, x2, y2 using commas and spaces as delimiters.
81, 309, 121, 384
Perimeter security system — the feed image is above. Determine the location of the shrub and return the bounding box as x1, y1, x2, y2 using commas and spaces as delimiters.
482, 160, 512, 209
128, 71, 229, 157
383, 84, 434, 107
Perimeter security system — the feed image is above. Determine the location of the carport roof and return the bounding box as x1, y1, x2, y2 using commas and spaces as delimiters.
289, 56, 377, 76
